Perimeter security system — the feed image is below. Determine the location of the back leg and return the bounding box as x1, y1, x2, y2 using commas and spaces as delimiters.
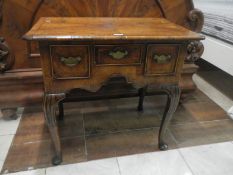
137, 87, 147, 112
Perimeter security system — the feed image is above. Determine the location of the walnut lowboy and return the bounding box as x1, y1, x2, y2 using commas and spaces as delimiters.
24, 17, 204, 165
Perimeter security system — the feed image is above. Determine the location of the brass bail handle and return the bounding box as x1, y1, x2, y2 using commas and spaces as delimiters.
109, 47, 128, 60
153, 54, 172, 64
60, 56, 82, 67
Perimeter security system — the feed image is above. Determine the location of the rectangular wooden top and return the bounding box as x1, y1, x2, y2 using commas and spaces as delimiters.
24, 17, 204, 41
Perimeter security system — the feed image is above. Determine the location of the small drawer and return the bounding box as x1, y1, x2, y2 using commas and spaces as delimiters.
94, 44, 144, 66
50, 45, 90, 79
145, 44, 180, 76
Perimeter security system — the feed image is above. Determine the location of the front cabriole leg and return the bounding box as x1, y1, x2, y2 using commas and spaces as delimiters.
158, 85, 181, 150
43, 93, 65, 165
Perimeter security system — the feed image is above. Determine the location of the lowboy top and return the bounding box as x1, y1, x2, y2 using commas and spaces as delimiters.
23, 17, 204, 41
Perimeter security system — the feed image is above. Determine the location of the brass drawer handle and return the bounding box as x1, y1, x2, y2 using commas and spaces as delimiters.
109, 48, 128, 60
153, 54, 172, 64
60, 56, 82, 67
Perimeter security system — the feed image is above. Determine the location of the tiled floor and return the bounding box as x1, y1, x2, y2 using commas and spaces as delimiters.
3, 142, 233, 175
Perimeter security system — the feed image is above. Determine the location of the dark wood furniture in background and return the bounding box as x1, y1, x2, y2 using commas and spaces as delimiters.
0, 0, 204, 119
24, 17, 203, 165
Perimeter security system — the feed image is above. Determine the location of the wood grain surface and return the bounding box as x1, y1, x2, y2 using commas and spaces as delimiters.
24, 17, 204, 41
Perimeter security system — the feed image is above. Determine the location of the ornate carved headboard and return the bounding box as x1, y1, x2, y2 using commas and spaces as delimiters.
0, 0, 204, 118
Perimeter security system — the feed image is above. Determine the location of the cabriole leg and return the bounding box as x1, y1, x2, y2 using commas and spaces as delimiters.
43, 93, 65, 165
158, 85, 181, 150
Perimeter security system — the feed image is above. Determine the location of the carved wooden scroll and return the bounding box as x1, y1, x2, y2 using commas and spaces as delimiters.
188, 9, 204, 33
0, 37, 15, 73
186, 9, 204, 63
186, 41, 204, 63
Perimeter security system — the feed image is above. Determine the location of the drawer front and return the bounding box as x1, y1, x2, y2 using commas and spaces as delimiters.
94, 44, 144, 66
145, 44, 180, 76
50, 45, 90, 79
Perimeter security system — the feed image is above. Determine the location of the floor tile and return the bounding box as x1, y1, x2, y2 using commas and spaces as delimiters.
13, 112, 49, 145
182, 100, 229, 122
14, 111, 84, 145
181, 90, 210, 103
170, 119, 233, 148
117, 150, 193, 175
0, 117, 21, 136
46, 158, 120, 175
4, 169, 46, 175
145, 91, 228, 125
2, 136, 86, 173
162, 103, 196, 125
180, 142, 233, 175
86, 128, 176, 160
0, 135, 14, 161
84, 106, 162, 135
